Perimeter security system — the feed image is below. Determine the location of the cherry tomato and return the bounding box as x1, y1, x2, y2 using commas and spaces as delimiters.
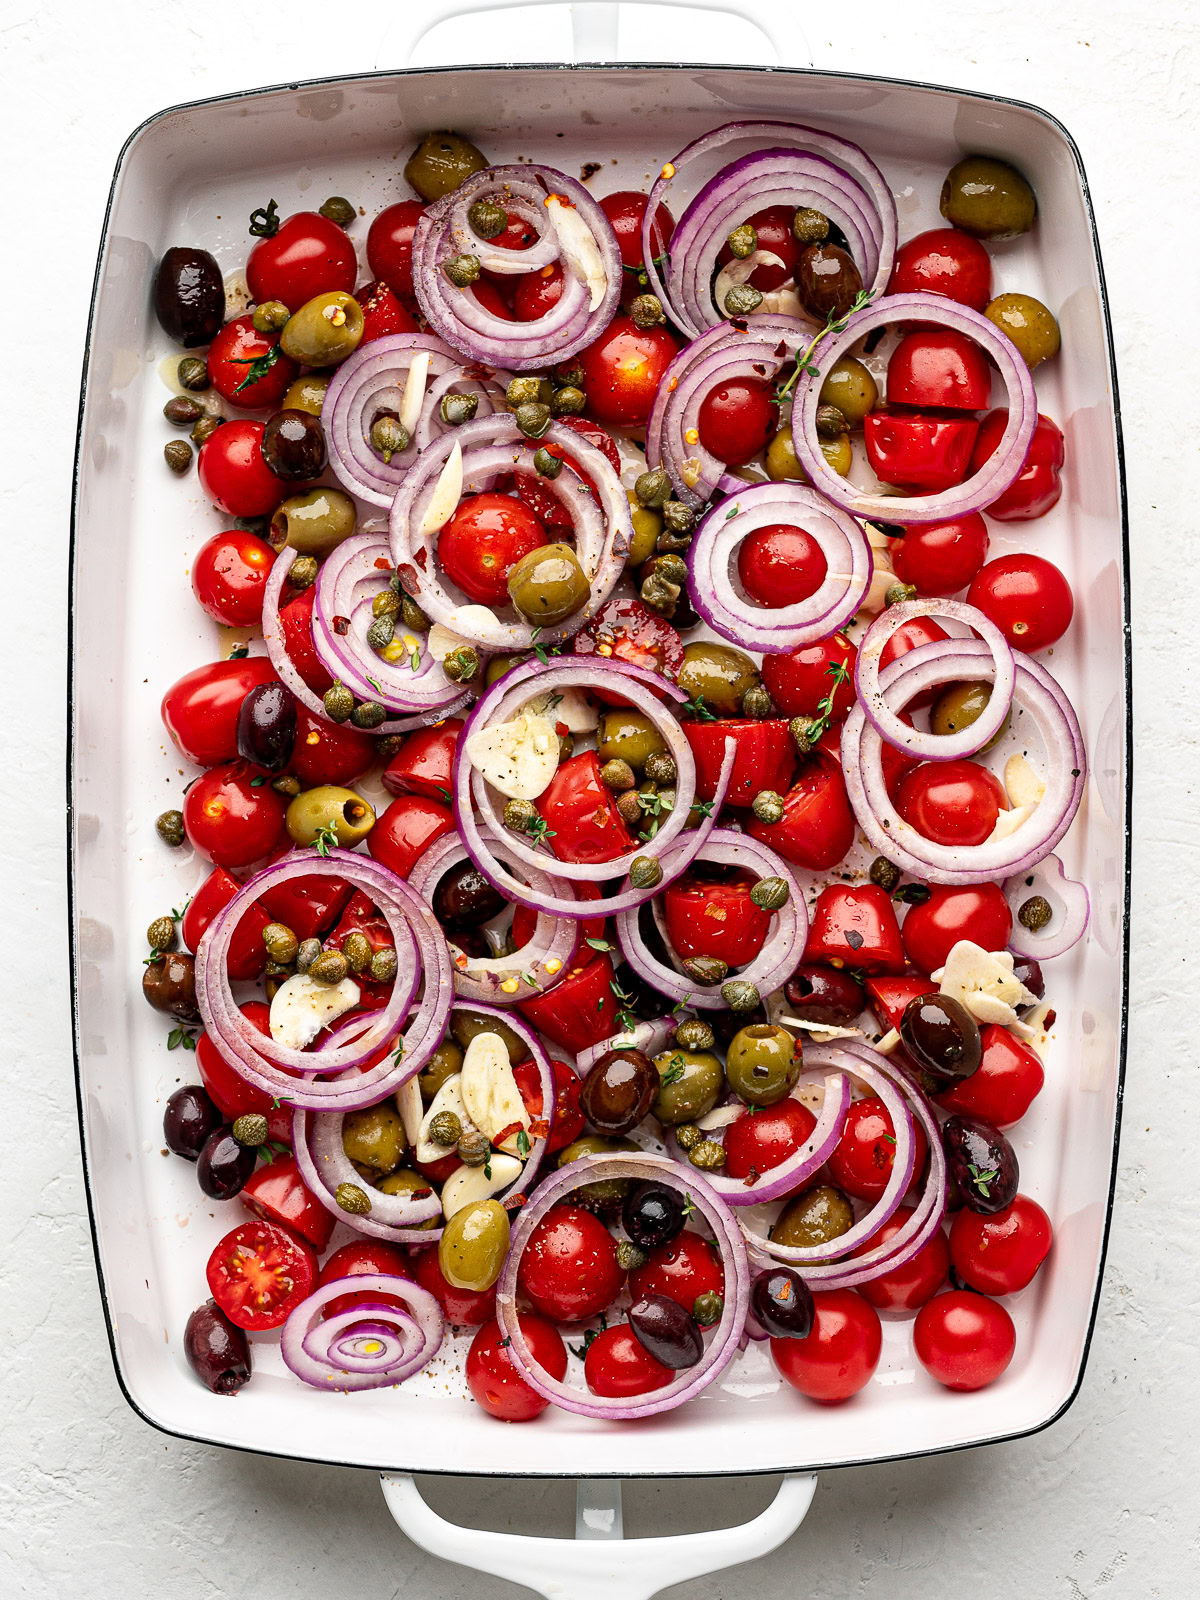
206, 315, 297, 408
901, 883, 1013, 974
412, 1244, 498, 1326
854, 1205, 949, 1311
897, 760, 1008, 848
438, 492, 548, 607
278, 585, 335, 696
161, 657, 278, 768
513, 1057, 586, 1155
511, 879, 606, 952
889, 515, 989, 597
518, 950, 622, 1055
513, 263, 564, 322
246, 210, 357, 312
289, 702, 375, 787
888, 227, 992, 312
198, 420, 287, 518
585, 1324, 674, 1399
683, 718, 795, 809
471, 280, 516, 321
578, 315, 679, 426
878, 615, 949, 711
183, 762, 287, 868
366, 201, 425, 307
325, 891, 392, 970
206, 1218, 317, 1332
381, 720, 463, 801
182, 866, 271, 982
468, 1314, 568, 1420
949, 1195, 1053, 1295
760, 632, 856, 721
966, 553, 1074, 652
828, 1096, 928, 1202
515, 415, 621, 531
913, 1290, 1015, 1390
191, 529, 276, 627
865, 975, 935, 1033
723, 1099, 816, 1183
737, 525, 828, 608
804, 884, 904, 974
863, 412, 979, 493
573, 596, 684, 685
517, 1204, 624, 1322
697, 379, 777, 467
935, 1024, 1044, 1127
663, 874, 770, 968
318, 1239, 413, 1317
886, 330, 991, 411
538, 751, 634, 866
716, 204, 800, 292
969, 411, 1065, 521
240, 1154, 334, 1252
356, 278, 419, 344
196, 1002, 294, 1143
771, 1290, 882, 1402
745, 752, 856, 872
629, 1230, 723, 1314
598, 190, 676, 271
257, 858, 354, 942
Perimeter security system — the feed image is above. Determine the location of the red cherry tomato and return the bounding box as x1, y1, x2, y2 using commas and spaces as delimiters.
771, 1290, 882, 1402
662, 874, 770, 967
969, 411, 1065, 521
890, 515, 989, 597
865, 974, 936, 1034
573, 596, 684, 684
514, 415, 621, 531
183, 762, 287, 868
240, 1154, 334, 1252
356, 279, 419, 344
278, 585, 334, 696
191, 529, 276, 627
888, 228, 992, 312
437, 492, 548, 607
317, 1239, 414, 1317
467, 1314, 568, 1420
760, 632, 856, 721
411, 1244, 497, 1326
697, 380, 777, 467
538, 751, 634, 866
935, 1024, 1044, 1127
886, 330, 991, 411
578, 315, 679, 426
827, 1096, 928, 1203
246, 210, 357, 312
512, 1057, 586, 1154
471, 280, 516, 321
745, 752, 856, 872
863, 412, 980, 493
518, 950, 622, 1055
949, 1195, 1053, 1295
206, 1218, 317, 1331
913, 1291, 1015, 1390
511, 879, 606, 953
737, 524, 829, 608
289, 702, 375, 787
584, 1324, 674, 1399
716, 204, 799, 292
897, 759, 1008, 848
517, 1204, 624, 1323
206, 315, 297, 408
513, 263, 565, 322
257, 856, 354, 942
366, 201, 425, 307
196, 1002, 294, 1143
182, 866, 271, 982
161, 657, 278, 768
966, 553, 1074, 652
901, 883, 1013, 974
804, 884, 904, 973
854, 1204, 949, 1311
198, 420, 287, 518
723, 1099, 816, 1183
629, 1230, 724, 1315
683, 718, 795, 809
381, 719, 463, 801
878, 615, 950, 710
598, 190, 676, 271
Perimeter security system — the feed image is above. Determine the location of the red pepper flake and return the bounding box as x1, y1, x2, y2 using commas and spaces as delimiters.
555, 720, 569, 736
743, 1167, 760, 1188
493, 1120, 523, 1145
730, 318, 749, 332
1044, 1009, 1057, 1028
529, 1118, 550, 1140
463, 363, 493, 381
373, 557, 393, 570
752, 362, 767, 375
413, 547, 428, 572
333, 615, 351, 635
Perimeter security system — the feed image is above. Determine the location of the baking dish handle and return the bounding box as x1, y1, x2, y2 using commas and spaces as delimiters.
380, 1471, 817, 1600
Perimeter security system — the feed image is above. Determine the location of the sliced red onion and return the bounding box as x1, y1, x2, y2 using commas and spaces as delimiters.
687, 481, 872, 651
791, 292, 1037, 524
1004, 854, 1091, 959
280, 1275, 444, 1391
389, 415, 631, 653
495, 1152, 749, 1419
412, 165, 621, 369
842, 638, 1087, 884
575, 1017, 676, 1079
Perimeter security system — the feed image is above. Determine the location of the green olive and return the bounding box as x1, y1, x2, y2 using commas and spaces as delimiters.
450, 1009, 527, 1065
507, 543, 591, 625
652, 1049, 724, 1126
419, 1038, 464, 1101
596, 709, 667, 770
281, 374, 330, 415
766, 428, 851, 481
404, 131, 489, 202
770, 1184, 855, 1249
438, 1198, 510, 1291
376, 1168, 439, 1228
724, 1023, 801, 1106
285, 785, 375, 847
677, 641, 760, 718
484, 651, 530, 687
818, 357, 878, 425
929, 681, 1010, 752
628, 493, 663, 565
940, 155, 1037, 240
984, 292, 1060, 370
271, 487, 357, 556
556, 1135, 639, 1211
280, 291, 365, 366
341, 1104, 407, 1178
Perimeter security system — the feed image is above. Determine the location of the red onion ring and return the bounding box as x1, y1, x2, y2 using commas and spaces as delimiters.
1004, 853, 1091, 959
280, 1275, 444, 1391
791, 292, 1037, 524
495, 1152, 749, 1419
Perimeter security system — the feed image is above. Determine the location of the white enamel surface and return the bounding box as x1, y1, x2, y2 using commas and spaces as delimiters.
71, 64, 1126, 1478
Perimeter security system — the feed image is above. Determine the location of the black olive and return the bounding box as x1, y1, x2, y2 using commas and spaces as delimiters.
900, 993, 982, 1083
1012, 957, 1045, 1003
628, 1293, 703, 1369
261, 409, 327, 481
795, 242, 864, 322
708, 1003, 768, 1049
613, 960, 674, 1022
622, 1182, 685, 1250
751, 1268, 815, 1339
153, 246, 225, 347
432, 860, 507, 931
942, 1114, 1018, 1215
184, 1300, 252, 1394
784, 964, 863, 1027
236, 680, 297, 772
142, 951, 201, 1024
196, 1127, 256, 1200
578, 1048, 658, 1137
164, 1085, 223, 1161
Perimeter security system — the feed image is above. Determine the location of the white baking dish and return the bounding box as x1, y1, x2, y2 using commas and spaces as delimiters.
69, 9, 1129, 1593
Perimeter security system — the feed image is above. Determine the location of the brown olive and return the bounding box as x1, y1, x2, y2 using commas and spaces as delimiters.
142, 951, 200, 1024
235, 680, 296, 772
940, 156, 1036, 240
900, 993, 982, 1084
783, 964, 864, 1027
184, 1300, 251, 1394
419, 1039, 464, 1101
770, 1184, 855, 1249
579, 1048, 658, 1137
433, 860, 507, 931
677, 641, 760, 718
261, 409, 327, 481
795, 243, 863, 322
1012, 958, 1045, 1002
628, 1294, 703, 1369
154, 246, 224, 347
163, 1085, 223, 1161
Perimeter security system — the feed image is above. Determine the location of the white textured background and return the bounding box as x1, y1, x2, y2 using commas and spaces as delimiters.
2, 0, 1194, 1593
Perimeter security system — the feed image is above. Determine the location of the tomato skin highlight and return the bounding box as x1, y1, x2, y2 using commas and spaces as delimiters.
162, 656, 279, 767
381, 720, 463, 800
183, 762, 288, 868
246, 210, 358, 312
191, 529, 276, 627
760, 632, 857, 722
771, 1290, 882, 1402
438, 493, 548, 607
366, 201, 425, 307
578, 315, 679, 426
318, 1240, 414, 1317
182, 866, 271, 982
743, 752, 855, 872
468, 1314, 568, 1419
827, 1096, 928, 1203
517, 1204, 624, 1322
886, 330, 992, 411
804, 884, 905, 974
863, 411, 980, 493
598, 190, 676, 271
683, 718, 796, 809
697, 379, 777, 467
896, 759, 1008, 849
518, 950, 622, 1055
356, 278, 419, 343
888, 227, 992, 312
913, 1291, 1016, 1391
949, 1195, 1053, 1295
289, 702, 375, 787
663, 874, 771, 967
854, 1205, 950, 1312
723, 1099, 816, 1183
889, 515, 989, 597
206, 314, 297, 408
865, 974, 936, 1034
629, 1230, 724, 1314
205, 1218, 318, 1332
277, 585, 335, 696
584, 1325, 674, 1399
737, 524, 829, 608
716, 204, 801, 292
196, 1002, 294, 1144
900, 883, 1013, 974
538, 751, 635, 866
412, 1245, 497, 1326
513, 1057, 586, 1155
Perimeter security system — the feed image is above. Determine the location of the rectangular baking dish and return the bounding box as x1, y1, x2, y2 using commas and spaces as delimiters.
69, 36, 1129, 1509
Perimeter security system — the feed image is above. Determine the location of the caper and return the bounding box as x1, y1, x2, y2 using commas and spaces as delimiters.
675, 1123, 702, 1152
815, 403, 848, 439
164, 440, 193, 474
323, 684, 354, 723
366, 613, 396, 651
751, 789, 784, 825
635, 753, 673, 790
177, 356, 210, 392
722, 980, 762, 1013
818, 357, 877, 425
507, 542, 589, 624
984, 292, 1060, 369
263, 922, 299, 964
428, 1110, 463, 1147
264, 959, 292, 978
724, 284, 763, 316
286, 785, 375, 848
554, 364, 585, 390
263, 975, 284, 1002
443, 645, 479, 682
440, 391, 479, 426
280, 291, 364, 366
514, 401, 552, 440
372, 589, 402, 620
616, 790, 644, 827
750, 876, 789, 912
271, 487, 357, 556
929, 681, 1009, 752
342, 1103, 406, 1176
629, 855, 663, 890
438, 1198, 510, 1292
420, 1038, 464, 1100
616, 1240, 647, 1273
164, 395, 203, 427
681, 955, 728, 987
342, 930, 373, 973
350, 701, 386, 730
271, 769, 300, 793
640, 570, 680, 617
789, 715, 820, 756
635, 468, 672, 509
190, 416, 224, 446
742, 685, 772, 720
662, 499, 696, 534
405, 131, 489, 202
940, 155, 1036, 240
335, 1182, 372, 1215
370, 414, 410, 462
468, 198, 507, 238
792, 207, 830, 244
727, 223, 757, 258
376, 734, 406, 761
251, 299, 290, 333
870, 857, 902, 892
885, 581, 918, 607
319, 195, 356, 227
310, 950, 350, 986
674, 1019, 715, 1052
281, 374, 329, 416
689, 1139, 727, 1171
296, 938, 321, 974
551, 385, 586, 416
504, 797, 538, 834
533, 446, 562, 479
630, 294, 665, 329
444, 253, 481, 287
506, 376, 554, 409
400, 593, 430, 633
232, 1112, 269, 1149
457, 1127, 491, 1167
1019, 895, 1053, 932
725, 1021, 798, 1105
289, 555, 319, 590
599, 758, 636, 793
370, 947, 398, 983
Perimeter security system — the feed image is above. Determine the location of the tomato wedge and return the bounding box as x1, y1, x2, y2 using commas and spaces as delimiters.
205, 1219, 317, 1332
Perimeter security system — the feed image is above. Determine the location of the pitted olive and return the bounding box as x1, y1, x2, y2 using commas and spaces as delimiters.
285, 786, 375, 847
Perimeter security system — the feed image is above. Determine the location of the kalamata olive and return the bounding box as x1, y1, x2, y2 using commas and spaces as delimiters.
900, 994, 982, 1083
622, 1181, 685, 1250
261, 408, 327, 481
795, 242, 864, 322
942, 1114, 1018, 1215
784, 964, 864, 1027
613, 961, 674, 1022
184, 1300, 252, 1394
153, 246, 225, 347
236, 680, 296, 772
628, 1293, 703, 1370
196, 1126, 256, 1200
579, 1048, 658, 1137
751, 1268, 815, 1339
142, 951, 200, 1024
1012, 957, 1045, 1003
163, 1084, 223, 1161
708, 1003, 768, 1049
432, 860, 508, 931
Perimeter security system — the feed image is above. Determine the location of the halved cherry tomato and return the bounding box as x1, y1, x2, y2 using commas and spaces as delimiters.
737, 524, 829, 608
968, 410, 1065, 521
573, 596, 684, 686
246, 210, 357, 312
412, 1244, 498, 1325
512, 263, 564, 322
804, 884, 904, 973
196, 1002, 294, 1143
854, 1204, 949, 1311
206, 315, 297, 408
515, 415, 621, 531
771, 1290, 882, 1402
519, 950, 621, 1055
518, 1204, 624, 1322
289, 702, 375, 787
816, 718, 919, 807
356, 278, 419, 344
368, 794, 456, 878
241, 1154, 334, 1252
865, 974, 935, 1034
578, 315, 679, 426
438, 492, 548, 606
206, 1218, 317, 1331
598, 190, 676, 271
258, 850, 354, 942
863, 412, 980, 493
878, 614, 950, 710
723, 1099, 816, 1184
366, 201, 425, 308
716, 204, 800, 292
471, 280, 516, 321
326, 891, 391, 971
198, 420, 288, 518
629, 1230, 724, 1314
697, 379, 777, 467
513, 1058, 585, 1155
745, 752, 856, 872
584, 1324, 673, 1399
887, 227, 992, 312
886, 330, 991, 411
890, 515, 989, 597
900, 883, 1012, 974
183, 762, 287, 868
683, 718, 794, 809
913, 1291, 1015, 1390
191, 529, 276, 628
381, 719, 463, 801
278, 585, 335, 696
468, 1313, 568, 1420
949, 1195, 1053, 1295
760, 632, 856, 721
966, 553, 1074, 652
935, 1024, 1044, 1127
828, 1095, 928, 1202
161, 657, 279, 768
663, 874, 770, 967
317, 1239, 414, 1317
538, 751, 634, 866
511, 879, 606, 951
182, 867, 271, 981
897, 759, 1008, 848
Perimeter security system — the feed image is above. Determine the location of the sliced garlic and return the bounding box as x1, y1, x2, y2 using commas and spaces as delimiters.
780, 1016, 864, 1043
415, 1074, 470, 1165
400, 351, 431, 438
545, 195, 608, 311
269, 973, 361, 1051
695, 1103, 745, 1132
932, 940, 1038, 1030
441, 1154, 523, 1219
985, 802, 1037, 845
460, 1031, 531, 1154
858, 542, 897, 618
518, 685, 598, 734
428, 607, 499, 663
761, 285, 814, 320
1004, 753, 1046, 809
713, 251, 786, 317
874, 1028, 901, 1056
418, 439, 463, 538
394, 1074, 424, 1149
464, 710, 560, 800
1018, 1001, 1056, 1056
